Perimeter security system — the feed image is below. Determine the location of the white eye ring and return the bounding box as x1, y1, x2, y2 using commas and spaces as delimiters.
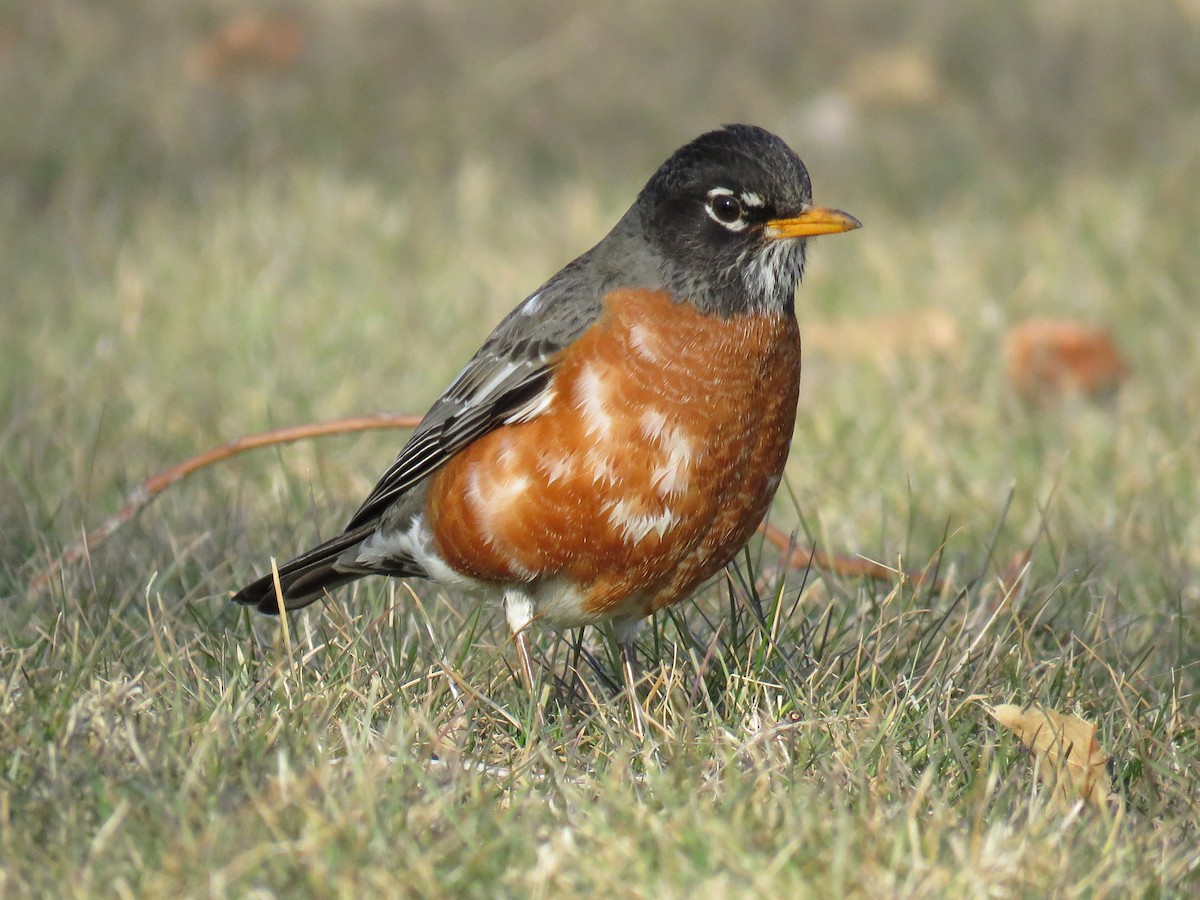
704, 188, 747, 231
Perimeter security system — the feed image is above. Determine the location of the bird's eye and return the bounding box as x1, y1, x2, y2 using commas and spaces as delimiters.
707, 193, 744, 226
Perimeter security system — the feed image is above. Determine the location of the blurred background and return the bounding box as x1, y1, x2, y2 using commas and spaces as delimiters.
2, 0, 1198, 620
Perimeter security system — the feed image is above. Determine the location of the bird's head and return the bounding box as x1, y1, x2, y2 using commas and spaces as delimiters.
637, 124, 861, 316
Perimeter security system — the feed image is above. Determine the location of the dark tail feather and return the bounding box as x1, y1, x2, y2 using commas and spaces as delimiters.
231, 525, 376, 614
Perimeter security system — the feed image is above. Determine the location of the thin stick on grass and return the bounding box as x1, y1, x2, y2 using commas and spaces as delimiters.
28, 413, 422, 594
757, 521, 943, 592
29, 411, 940, 595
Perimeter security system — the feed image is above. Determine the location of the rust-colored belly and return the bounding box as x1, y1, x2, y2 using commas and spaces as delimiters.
425, 288, 801, 625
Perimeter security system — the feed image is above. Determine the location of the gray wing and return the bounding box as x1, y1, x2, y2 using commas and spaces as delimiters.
342, 261, 605, 531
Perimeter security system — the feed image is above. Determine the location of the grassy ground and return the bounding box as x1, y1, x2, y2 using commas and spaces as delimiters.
3, 1, 1199, 895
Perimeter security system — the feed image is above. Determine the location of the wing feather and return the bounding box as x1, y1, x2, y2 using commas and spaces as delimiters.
341, 256, 610, 531
344, 361, 553, 529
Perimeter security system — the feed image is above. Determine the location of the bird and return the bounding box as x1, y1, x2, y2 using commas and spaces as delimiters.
232, 124, 861, 704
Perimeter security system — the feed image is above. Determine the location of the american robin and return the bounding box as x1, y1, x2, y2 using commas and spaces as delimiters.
232, 124, 860, 698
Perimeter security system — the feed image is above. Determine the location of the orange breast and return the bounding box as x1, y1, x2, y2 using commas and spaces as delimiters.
424, 288, 802, 625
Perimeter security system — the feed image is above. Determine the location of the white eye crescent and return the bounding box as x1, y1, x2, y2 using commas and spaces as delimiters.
704, 187, 747, 231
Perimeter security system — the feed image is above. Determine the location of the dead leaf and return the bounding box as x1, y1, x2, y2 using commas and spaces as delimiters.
1003, 319, 1128, 403
186, 14, 305, 86
990, 703, 1114, 810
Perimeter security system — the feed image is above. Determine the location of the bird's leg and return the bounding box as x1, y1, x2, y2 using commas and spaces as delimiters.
614, 619, 648, 740
503, 591, 537, 695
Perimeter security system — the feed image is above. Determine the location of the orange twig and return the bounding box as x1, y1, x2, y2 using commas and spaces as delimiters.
28, 413, 422, 594
31, 411, 932, 597
757, 521, 944, 593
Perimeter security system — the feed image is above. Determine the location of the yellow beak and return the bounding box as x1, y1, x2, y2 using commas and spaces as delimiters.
764, 206, 862, 240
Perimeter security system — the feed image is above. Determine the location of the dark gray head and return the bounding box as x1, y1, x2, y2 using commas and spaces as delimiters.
632, 124, 860, 316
